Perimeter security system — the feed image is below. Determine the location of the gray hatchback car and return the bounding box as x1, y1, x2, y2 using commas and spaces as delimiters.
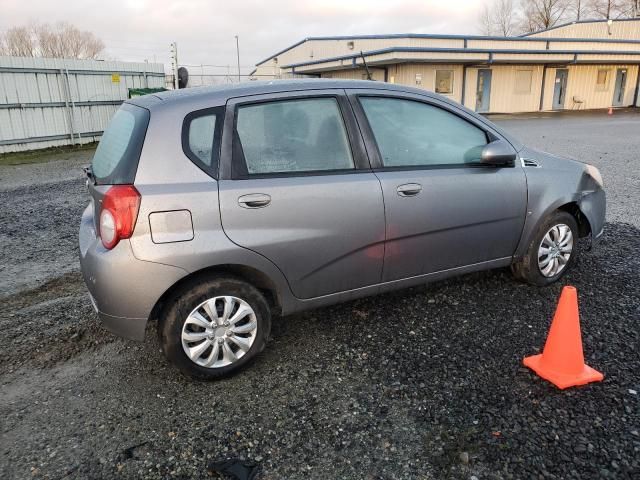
80, 79, 605, 378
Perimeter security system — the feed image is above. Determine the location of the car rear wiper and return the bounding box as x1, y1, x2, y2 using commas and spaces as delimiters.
83, 165, 97, 185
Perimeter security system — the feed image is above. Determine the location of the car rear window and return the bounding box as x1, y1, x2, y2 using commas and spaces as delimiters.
92, 103, 150, 184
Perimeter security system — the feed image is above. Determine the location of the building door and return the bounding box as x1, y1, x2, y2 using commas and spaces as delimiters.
612, 68, 628, 107
475, 69, 492, 113
552, 69, 568, 110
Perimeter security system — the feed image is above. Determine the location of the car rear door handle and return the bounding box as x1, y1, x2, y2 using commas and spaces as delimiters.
238, 193, 271, 209
396, 183, 422, 197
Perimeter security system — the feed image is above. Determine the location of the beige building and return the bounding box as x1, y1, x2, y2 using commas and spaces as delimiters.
252, 18, 640, 114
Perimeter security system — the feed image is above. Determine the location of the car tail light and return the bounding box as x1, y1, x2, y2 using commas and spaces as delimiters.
99, 185, 141, 249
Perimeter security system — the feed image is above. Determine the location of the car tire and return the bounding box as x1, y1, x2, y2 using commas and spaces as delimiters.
158, 276, 271, 380
512, 210, 579, 286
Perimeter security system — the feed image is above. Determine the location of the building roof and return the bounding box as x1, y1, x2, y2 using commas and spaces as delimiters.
522, 17, 640, 37
255, 24, 640, 67
284, 46, 640, 71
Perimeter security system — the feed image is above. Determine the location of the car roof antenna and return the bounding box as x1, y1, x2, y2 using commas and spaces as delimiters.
360, 51, 373, 81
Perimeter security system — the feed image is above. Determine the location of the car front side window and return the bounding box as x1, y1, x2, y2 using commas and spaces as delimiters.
234, 97, 354, 175
359, 96, 488, 168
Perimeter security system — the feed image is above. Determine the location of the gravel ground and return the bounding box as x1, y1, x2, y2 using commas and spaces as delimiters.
0, 111, 638, 480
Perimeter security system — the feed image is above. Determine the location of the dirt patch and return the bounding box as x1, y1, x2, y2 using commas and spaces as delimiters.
0, 272, 116, 373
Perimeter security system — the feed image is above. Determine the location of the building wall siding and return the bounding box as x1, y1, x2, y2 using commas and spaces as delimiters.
541, 64, 640, 111
390, 64, 464, 103
320, 68, 386, 81
315, 62, 639, 114
487, 65, 544, 113
254, 23, 640, 113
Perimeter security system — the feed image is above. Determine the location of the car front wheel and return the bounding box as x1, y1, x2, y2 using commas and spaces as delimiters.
158, 277, 271, 379
512, 210, 579, 286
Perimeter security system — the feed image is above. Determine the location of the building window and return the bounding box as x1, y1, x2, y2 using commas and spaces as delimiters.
596, 69, 609, 91
514, 69, 533, 94
435, 70, 454, 94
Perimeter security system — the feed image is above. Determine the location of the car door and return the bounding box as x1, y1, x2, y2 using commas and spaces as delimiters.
348, 90, 527, 282
218, 90, 385, 299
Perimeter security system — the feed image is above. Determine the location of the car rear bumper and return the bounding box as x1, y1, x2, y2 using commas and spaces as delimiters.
79, 204, 187, 341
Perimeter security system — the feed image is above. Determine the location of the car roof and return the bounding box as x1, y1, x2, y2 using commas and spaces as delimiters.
127, 79, 437, 109
127, 78, 523, 151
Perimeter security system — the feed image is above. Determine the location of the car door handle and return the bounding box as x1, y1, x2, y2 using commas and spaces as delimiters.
238, 193, 271, 209
396, 183, 422, 197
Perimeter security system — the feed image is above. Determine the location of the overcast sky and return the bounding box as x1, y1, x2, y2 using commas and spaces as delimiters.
2, 0, 486, 73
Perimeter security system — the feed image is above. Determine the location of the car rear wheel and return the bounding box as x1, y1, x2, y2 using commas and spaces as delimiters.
512, 210, 579, 286
158, 277, 271, 379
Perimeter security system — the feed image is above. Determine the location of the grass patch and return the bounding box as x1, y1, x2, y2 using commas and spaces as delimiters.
0, 143, 97, 166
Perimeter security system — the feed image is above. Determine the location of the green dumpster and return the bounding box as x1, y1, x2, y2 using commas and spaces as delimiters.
128, 88, 168, 98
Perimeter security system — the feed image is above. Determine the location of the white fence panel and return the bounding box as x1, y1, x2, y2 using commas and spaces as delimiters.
0, 56, 165, 153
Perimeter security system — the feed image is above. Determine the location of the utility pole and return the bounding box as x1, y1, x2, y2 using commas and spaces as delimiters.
235, 35, 241, 83
169, 42, 179, 89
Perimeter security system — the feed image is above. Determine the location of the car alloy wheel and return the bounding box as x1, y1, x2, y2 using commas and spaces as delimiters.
537, 223, 573, 278
181, 295, 258, 368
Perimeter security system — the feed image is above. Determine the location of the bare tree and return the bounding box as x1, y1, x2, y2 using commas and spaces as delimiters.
3, 26, 37, 57
479, 0, 520, 36
480, 4, 496, 35
588, 0, 640, 17
519, 0, 571, 33
0, 22, 104, 59
568, 0, 591, 19
496, 0, 520, 35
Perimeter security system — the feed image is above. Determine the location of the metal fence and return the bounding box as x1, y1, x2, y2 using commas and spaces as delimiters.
0, 56, 165, 153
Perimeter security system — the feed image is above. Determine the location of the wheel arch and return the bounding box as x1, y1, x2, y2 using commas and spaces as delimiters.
557, 201, 592, 238
148, 264, 283, 324
514, 198, 591, 260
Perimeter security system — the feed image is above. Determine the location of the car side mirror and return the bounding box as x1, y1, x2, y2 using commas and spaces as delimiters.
481, 139, 517, 167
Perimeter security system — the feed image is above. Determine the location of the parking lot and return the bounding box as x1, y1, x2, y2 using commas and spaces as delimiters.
0, 110, 638, 479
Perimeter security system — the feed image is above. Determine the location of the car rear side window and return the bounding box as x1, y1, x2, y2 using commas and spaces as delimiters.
182, 107, 223, 178
92, 103, 149, 185
234, 97, 354, 175
360, 96, 488, 168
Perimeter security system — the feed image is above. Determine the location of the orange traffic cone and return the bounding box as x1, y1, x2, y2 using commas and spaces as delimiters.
523, 286, 603, 389
608, 106, 613, 115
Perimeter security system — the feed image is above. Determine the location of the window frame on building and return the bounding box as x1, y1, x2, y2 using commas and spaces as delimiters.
595, 69, 610, 91
514, 69, 534, 94
434, 69, 454, 95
